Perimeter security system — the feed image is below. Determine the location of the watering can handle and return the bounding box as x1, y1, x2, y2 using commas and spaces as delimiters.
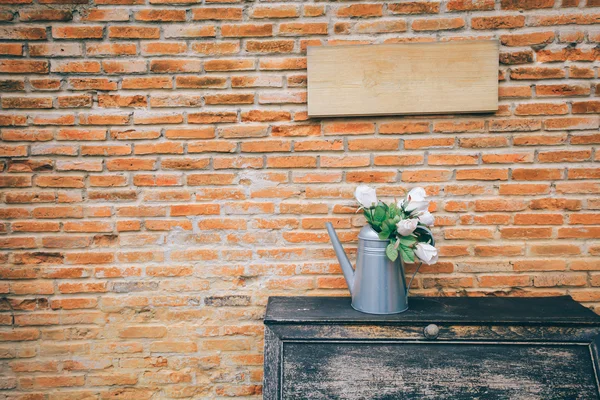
405, 226, 434, 300
406, 262, 422, 300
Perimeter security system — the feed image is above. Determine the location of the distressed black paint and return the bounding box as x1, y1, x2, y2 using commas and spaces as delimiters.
264, 296, 600, 400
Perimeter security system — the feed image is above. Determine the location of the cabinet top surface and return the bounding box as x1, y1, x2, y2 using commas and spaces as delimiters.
264, 296, 600, 326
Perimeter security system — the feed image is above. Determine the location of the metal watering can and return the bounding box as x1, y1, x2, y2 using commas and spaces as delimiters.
326, 222, 434, 315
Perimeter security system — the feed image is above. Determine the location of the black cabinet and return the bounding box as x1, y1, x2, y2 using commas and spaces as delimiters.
264, 296, 600, 399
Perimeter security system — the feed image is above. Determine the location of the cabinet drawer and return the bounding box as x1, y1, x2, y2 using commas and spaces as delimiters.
269, 323, 600, 342
282, 341, 599, 399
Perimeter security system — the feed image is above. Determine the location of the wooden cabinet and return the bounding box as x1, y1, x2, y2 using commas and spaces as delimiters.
264, 296, 600, 399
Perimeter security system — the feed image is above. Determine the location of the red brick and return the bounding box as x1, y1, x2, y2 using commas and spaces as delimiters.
515, 103, 568, 116
68, 78, 118, 91
456, 169, 509, 181
501, 0, 554, 9
188, 111, 237, 124
267, 156, 317, 168
536, 84, 590, 97
530, 198, 581, 211
53, 26, 103, 39
135, 9, 186, 21
571, 100, 600, 114
324, 122, 375, 135
170, 204, 220, 216
187, 173, 236, 185
81, 9, 130, 21
2, 97, 52, 109
510, 67, 565, 80
29, 77, 61, 90
2, 128, 53, 141
472, 15, 525, 29
193, 7, 242, 20
20, 9, 73, 21
150, 59, 202, 73
30, 43, 82, 57
122, 76, 172, 89
260, 57, 306, 70
412, 17, 464, 31
192, 41, 240, 55
51, 60, 101, 74
205, 58, 255, 71
280, 22, 328, 35
176, 76, 227, 89
164, 25, 216, 38
294, 139, 344, 152
447, 0, 494, 10
205, 93, 254, 105
347, 138, 399, 151
0, 26, 47, 40
142, 41, 186, 55
513, 134, 567, 146
489, 118, 541, 132
304, 5, 325, 16
544, 117, 599, 131
108, 26, 160, 39
403, 170, 452, 182
539, 150, 591, 163
433, 120, 484, 133
356, 20, 407, 34
251, 5, 300, 18
222, 23, 273, 37
389, 2, 440, 14
569, 66, 595, 79
428, 154, 478, 165
501, 227, 553, 239
558, 227, 600, 239
336, 4, 383, 17
0, 60, 48, 74
0, 78, 25, 91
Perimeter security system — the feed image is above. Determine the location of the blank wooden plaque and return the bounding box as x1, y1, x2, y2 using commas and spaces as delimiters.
307, 40, 499, 118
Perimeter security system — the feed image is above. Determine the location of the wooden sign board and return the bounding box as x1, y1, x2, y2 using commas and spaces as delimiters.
307, 40, 499, 118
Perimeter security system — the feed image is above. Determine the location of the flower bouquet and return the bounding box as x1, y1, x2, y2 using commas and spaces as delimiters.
355, 185, 438, 265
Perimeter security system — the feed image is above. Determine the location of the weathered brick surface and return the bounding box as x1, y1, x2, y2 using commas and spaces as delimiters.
0, 0, 599, 397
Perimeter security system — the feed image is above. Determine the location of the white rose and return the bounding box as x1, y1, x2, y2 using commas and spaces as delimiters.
404, 187, 429, 213
354, 185, 378, 209
396, 218, 418, 236
414, 243, 438, 265
418, 211, 435, 227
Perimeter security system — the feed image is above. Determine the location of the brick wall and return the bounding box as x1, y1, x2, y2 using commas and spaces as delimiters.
1, 0, 599, 397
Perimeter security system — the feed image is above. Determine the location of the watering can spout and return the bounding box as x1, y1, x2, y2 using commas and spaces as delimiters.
325, 222, 354, 296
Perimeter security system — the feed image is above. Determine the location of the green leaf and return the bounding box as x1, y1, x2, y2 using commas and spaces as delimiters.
378, 228, 391, 240
380, 220, 396, 240
399, 235, 417, 247
379, 221, 393, 239
382, 219, 395, 231
373, 205, 386, 222
399, 243, 415, 263
386, 242, 398, 262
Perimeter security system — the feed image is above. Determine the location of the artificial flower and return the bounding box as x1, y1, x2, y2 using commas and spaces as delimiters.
418, 211, 435, 227
396, 218, 418, 236
355, 185, 378, 209
404, 187, 429, 213
414, 243, 438, 265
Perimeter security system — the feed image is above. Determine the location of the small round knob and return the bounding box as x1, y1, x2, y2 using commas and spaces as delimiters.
424, 324, 439, 339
